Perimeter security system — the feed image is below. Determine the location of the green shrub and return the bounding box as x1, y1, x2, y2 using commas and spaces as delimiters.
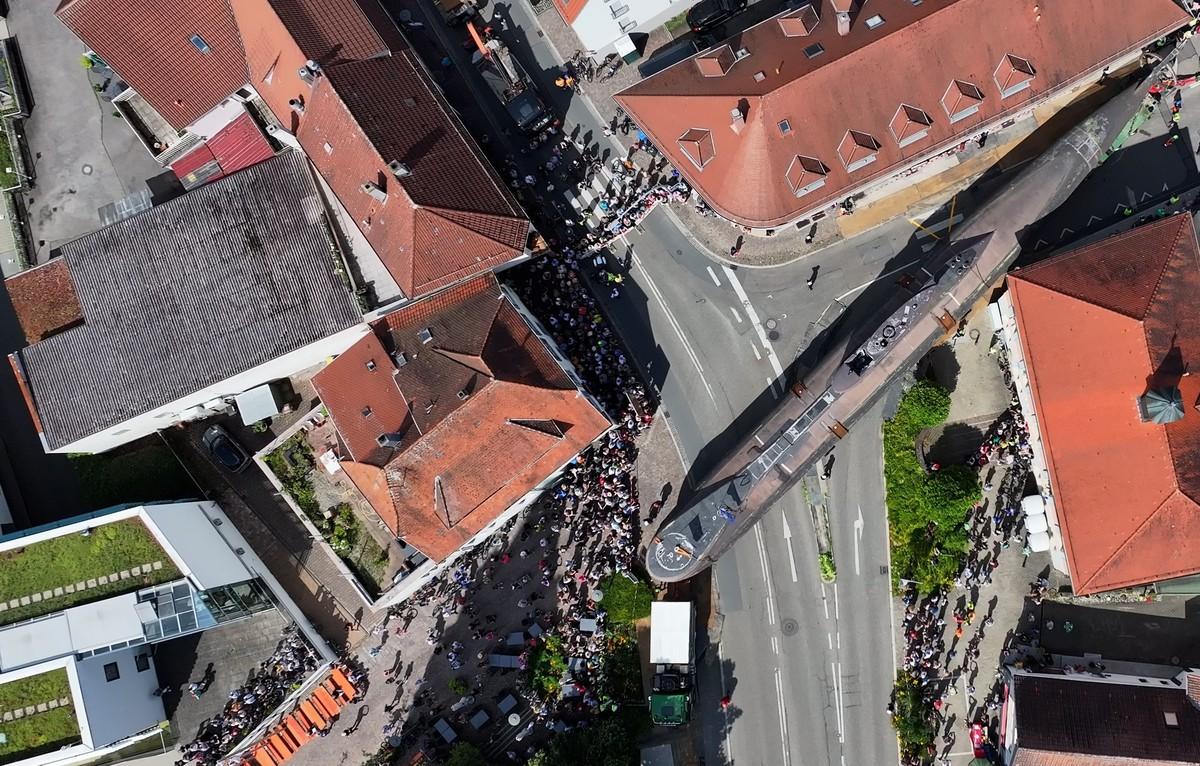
892, 670, 936, 759
883, 380, 980, 593
819, 551, 836, 582
448, 677, 469, 697
529, 635, 568, 697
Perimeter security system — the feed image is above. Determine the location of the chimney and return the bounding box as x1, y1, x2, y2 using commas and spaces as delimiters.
287, 98, 304, 115
388, 160, 412, 179
361, 181, 388, 203
729, 105, 745, 135
831, 0, 856, 35
376, 433, 403, 449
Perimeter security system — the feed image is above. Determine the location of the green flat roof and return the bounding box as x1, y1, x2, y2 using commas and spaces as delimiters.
0, 517, 181, 626
0, 669, 81, 764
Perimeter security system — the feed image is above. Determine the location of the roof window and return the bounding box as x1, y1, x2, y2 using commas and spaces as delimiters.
890, 104, 933, 148
361, 406, 373, 418
804, 43, 825, 59
696, 45, 736, 77
995, 53, 1036, 98
778, 119, 792, 136
785, 155, 828, 198
864, 15, 885, 29
838, 130, 881, 172
190, 35, 211, 54
678, 128, 716, 170
735, 47, 751, 60
1165, 712, 1179, 728
942, 80, 984, 123
418, 327, 434, 344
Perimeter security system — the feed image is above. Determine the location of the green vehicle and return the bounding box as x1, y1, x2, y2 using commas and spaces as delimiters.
649, 602, 694, 725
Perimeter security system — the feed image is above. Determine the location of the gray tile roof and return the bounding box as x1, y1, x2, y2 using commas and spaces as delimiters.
18, 151, 363, 449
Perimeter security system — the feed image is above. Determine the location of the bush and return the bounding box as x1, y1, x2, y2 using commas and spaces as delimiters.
883, 380, 980, 593
600, 626, 643, 703
819, 551, 836, 582
444, 742, 487, 766
892, 671, 936, 759
529, 635, 568, 697
448, 677, 469, 697
527, 710, 647, 766
599, 573, 652, 623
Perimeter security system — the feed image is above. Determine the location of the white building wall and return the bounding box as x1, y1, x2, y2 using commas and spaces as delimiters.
74, 648, 163, 750
51, 323, 369, 454
572, 0, 691, 57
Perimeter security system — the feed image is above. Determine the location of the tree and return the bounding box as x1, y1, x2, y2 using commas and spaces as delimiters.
444, 742, 487, 766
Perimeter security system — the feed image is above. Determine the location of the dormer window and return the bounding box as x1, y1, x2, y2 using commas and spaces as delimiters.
995, 53, 1036, 98
696, 45, 735, 77
838, 130, 881, 172
942, 79, 984, 123
890, 104, 933, 148
678, 128, 716, 169
785, 155, 828, 198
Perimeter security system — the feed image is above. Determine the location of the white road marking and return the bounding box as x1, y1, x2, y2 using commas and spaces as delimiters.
632, 252, 718, 406
854, 505, 864, 577
837, 631, 841, 650
771, 635, 780, 654
775, 668, 792, 766
753, 523, 777, 625
822, 583, 830, 619
751, 344, 762, 360
722, 265, 785, 380
828, 633, 833, 649
834, 582, 840, 620
729, 305, 743, 323
706, 265, 722, 287
832, 662, 845, 743
782, 512, 799, 583
768, 377, 780, 398
914, 213, 963, 240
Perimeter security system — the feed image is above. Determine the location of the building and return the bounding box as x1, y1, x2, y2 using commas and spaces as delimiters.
0, 500, 330, 766
998, 214, 1200, 595
553, 0, 691, 60
55, 0, 530, 303
615, 0, 1189, 231
6, 151, 367, 454
1002, 666, 1200, 765
308, 273, 610, 603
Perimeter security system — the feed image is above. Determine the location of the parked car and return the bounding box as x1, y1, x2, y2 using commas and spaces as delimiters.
686, 0, 748, 35
202, 425, 250, 472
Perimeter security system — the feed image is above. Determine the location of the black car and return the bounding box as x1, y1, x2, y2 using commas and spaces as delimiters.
202, 425, 250, 473
686, 0, 748, 35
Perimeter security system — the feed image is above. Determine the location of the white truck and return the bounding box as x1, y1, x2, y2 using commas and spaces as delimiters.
649, 601, 695, 725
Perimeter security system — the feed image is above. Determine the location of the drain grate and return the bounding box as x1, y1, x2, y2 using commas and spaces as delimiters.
781, 618, 799, 636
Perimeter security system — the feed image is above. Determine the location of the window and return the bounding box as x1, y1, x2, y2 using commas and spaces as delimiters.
189, 35, 211, 54
735, 47, 751, 60
804, 43, 825, 59
865, 15, 885, 29
104, 662, 120, 682
263, 63, 275, 85
778, 120, 792, 136
846, 154, 876, 172
135, 654, 150, 672
949, 104, 981, 123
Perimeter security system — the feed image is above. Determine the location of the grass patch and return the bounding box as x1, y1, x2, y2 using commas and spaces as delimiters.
265, 440, 388, 598
0, 518, 181, 625
664, 11, 689, 37
70, 439, 197, 512
883, 380, 981, 594
600, 573, 652, 624
0, 125, 15, 190
0, 670, 81, 764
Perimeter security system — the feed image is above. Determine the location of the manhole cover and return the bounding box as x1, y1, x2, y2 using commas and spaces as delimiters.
768, 330, 781, 341
81, 164, 93, 176
781, 618, 799, 636
764, 317, 779, 331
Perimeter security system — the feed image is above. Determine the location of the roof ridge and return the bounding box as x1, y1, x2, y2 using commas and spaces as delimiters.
1077, 486, 1184, 593
1136, 214, 1192, 320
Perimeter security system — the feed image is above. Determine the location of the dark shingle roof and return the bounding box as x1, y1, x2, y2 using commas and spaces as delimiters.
1013, 674, 1200, 763
17, 151, 363, 449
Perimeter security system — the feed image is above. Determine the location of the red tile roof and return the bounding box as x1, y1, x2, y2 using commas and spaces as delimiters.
56, 0, 248, 130
1007, 215, 1200, 594
171, 111, 276, 188
615, 0, 1189, 228
3, 260, 83, 344
1011, 673, 1200, 765
229, 0, 529, 298
320, 275, 609, 561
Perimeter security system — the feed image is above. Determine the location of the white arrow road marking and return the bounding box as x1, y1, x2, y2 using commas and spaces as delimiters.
782, 512, 799, 583
1086, 215, 1102, 225
854, 505, 864, 576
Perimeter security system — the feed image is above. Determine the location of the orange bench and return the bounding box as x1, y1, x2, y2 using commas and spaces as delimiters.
322, 678, 348, 707
252, 746, 279, 766
265, 733, 293, 762
329, 668, 358, 702
298, 699, 329, 730
284, 714, 313, 746
312, 687, 341, 718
